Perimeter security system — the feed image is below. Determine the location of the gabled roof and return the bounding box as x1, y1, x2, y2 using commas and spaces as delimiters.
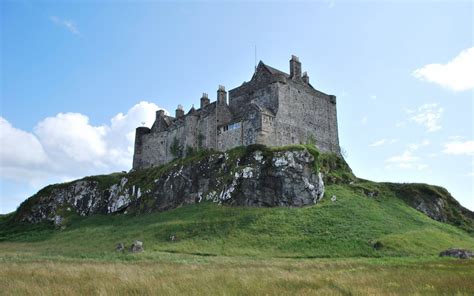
253, 61, 290, 78
260, 62, 289, 78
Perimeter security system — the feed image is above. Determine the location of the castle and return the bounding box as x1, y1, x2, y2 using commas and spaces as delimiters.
133, 55, 340, 169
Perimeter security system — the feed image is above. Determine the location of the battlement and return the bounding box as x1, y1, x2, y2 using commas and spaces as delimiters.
133, 55, 340, 169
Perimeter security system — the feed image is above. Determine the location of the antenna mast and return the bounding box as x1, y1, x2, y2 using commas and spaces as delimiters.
254, 44, 257, 72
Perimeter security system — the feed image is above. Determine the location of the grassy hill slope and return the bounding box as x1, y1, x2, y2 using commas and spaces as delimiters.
1, 145, 473, 260
1, 181, 473, 259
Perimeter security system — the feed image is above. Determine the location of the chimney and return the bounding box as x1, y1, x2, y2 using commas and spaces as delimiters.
289, 55, 302, 80
200, 93, 210, 108
156, 109, 165, 121
217, 85, 227, 105
302, 72, 309, 84
175, 104, 184, 118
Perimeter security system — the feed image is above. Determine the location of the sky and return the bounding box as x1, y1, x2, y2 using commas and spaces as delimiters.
0, 0, 473, 213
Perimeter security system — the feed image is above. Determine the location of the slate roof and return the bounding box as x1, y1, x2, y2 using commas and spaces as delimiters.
261, 62, 289, 78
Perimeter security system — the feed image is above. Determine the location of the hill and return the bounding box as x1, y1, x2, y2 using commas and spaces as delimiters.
1, 145, 473, 259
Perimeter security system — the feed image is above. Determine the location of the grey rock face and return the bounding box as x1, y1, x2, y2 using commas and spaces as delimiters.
130, 240, 144, 253
115, 243, 125, 252
16, 148, 324, 223
439, 248, 473, 259
53, 215, 63, 227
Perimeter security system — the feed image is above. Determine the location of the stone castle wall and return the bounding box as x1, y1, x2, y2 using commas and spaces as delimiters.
273, 81, 340, 153
133, 56, 341, 170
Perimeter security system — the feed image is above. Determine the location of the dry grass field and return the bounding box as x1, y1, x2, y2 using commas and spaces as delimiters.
1, 254, 473, 295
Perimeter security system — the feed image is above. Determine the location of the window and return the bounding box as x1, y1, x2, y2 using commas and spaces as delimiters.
222, 122, 241, 132
228, 122, 241, 130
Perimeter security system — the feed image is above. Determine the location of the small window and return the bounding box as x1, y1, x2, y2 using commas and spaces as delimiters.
223, 122, 241, 132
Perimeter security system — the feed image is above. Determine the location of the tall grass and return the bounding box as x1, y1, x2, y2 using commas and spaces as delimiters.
1, 256, 473, 295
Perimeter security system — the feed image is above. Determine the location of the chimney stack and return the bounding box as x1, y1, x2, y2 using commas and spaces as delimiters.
217, 85, 227, 105
302, 72, 309, 84
156, 109, 165, 121
175, 104, 184, 118
200, 93, 210, 108
289, 55, 302, 80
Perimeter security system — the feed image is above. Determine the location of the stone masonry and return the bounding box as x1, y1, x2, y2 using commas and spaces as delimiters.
133, 55, 340, 169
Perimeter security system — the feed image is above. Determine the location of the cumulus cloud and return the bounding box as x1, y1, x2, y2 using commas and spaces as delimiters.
0, 117, 48, 167
50, 16, 80, 35
0, 101, 164, 185
442, 140, 474, 156
409, 103, 443, 132
35, 113, 107, 164
413, 47, 474, 92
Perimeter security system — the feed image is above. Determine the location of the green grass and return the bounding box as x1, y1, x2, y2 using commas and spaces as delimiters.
2, 145, 474, 294
1, 182, 473, 260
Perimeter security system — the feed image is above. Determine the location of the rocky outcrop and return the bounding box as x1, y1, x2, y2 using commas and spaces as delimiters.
385, 183, 474, 233
15, 147, 324, 224
439, 248, 473, 259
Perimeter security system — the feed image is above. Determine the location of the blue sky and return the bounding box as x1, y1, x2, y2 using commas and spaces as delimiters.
1, 0, 473, 213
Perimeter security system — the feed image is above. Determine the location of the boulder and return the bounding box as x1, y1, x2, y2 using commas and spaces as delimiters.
439, 248, 473, 259
115, 242, 125, 252
130, 240, 144, 253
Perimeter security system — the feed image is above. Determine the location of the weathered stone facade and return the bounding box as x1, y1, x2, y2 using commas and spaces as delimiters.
133, 55, 340, 169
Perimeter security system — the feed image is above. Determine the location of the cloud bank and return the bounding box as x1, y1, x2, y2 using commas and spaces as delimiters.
0, 101, 164, 186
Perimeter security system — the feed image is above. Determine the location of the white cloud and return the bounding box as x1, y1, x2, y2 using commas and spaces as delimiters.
385, 150, 428, 170
369, 138, 398, 147
361, 116, 368, 124
407, 139, 430, 151
369, 139, 387, 147
0, 101, 165, 185
442, 140, 474, 156
385, 140, 430, 170
0, 117, 48, 168
386, 150, 419, 164
410, 103, 443, 132
50, 16, 80, 35
370, 95, 377, 100
413, 47, 474, 92
35, 113, 107, 164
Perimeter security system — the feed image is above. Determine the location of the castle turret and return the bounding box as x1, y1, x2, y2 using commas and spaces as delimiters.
132, 126, 151, 169
200, 93, 210, 108
217, 85, 227, 105
289, 55, 302, 80
175, 104, 184, 118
